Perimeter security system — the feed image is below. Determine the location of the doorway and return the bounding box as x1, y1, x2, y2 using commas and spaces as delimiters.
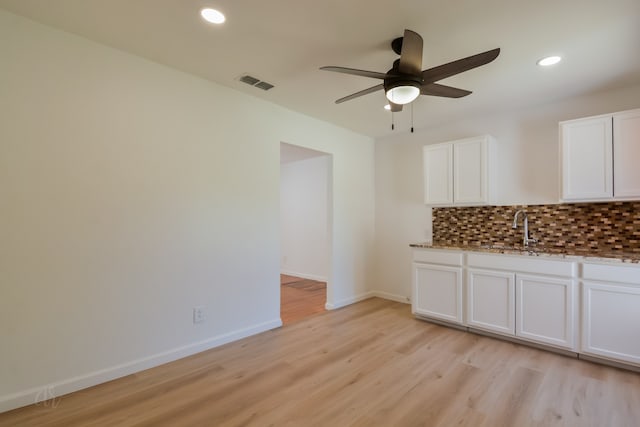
279, 143, 332, 325
280, 274, 326, 324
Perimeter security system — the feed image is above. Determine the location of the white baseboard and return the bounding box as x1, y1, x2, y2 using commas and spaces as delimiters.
280, 269, 327, 282
370, 290, 411, 304
324, 290, 411, 311
0, 318, 282, 414
325, 291, 374, 310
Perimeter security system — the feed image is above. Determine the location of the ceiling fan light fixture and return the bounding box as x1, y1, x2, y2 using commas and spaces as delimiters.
200, 8, 226, 24
385, 84, 420, 105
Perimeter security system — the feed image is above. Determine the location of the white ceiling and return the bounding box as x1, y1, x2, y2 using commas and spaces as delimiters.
1, 0, 639, 138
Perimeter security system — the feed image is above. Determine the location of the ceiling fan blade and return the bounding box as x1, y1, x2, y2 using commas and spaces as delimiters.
320, 66, 387, 80
335, 84, 384, 104
421, 83, 472, 98
389, 102, 403, 112
422, 48, 500, 83
398, 29, 423, 75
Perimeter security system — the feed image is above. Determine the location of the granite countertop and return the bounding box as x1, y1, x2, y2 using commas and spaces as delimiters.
409, 242, 640, 264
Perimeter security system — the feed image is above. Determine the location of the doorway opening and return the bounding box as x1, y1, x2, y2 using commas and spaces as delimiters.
280, 274, 326, 324
279, 142, 332, 325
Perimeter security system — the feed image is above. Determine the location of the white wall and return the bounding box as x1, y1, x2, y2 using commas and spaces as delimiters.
373, 83, 640, 301
0, 10, 374, 412
280, 155, 330, 281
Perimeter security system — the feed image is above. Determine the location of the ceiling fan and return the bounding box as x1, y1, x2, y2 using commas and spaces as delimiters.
320, 29, 500, 112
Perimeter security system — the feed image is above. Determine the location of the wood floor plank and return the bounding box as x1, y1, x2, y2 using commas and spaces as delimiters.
1, 298, 639, 426
280, 275, 326, 325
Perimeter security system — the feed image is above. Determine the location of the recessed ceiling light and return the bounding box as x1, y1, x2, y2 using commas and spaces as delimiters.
201, 8, 225, 24
384, 104, 391, 111
537, 56, 562, 67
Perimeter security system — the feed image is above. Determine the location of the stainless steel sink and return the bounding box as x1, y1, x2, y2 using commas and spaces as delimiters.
478, 244, 541, 255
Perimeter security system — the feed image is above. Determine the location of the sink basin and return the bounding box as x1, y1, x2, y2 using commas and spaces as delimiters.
478, 244, 541, 254
479, 244, 521, 250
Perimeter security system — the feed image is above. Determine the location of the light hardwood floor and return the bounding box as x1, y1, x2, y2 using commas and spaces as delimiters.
1, 298, 639, 426
280, 274, 326, 325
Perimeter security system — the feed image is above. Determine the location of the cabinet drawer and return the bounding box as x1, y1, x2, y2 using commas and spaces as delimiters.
583, 262, 640, 285
467, 253, 576, 277
413, 249, 463, 266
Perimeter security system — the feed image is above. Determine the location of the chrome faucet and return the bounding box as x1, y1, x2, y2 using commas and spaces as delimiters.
512, 210, 537, 247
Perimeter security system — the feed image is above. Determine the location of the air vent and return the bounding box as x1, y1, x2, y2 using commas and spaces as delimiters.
254, 81, 274, 91
238, 74, 275, 91
239, 75, 260, 85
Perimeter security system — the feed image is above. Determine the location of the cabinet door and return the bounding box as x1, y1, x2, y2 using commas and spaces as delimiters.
560, 116, 613, 201
423, 144, 453, 205
454, 138, 488, 204
516, 275, 576, 350
467, 269, 515, 335
413, 263, 463, 325
613, 109, 640, 199
582, 281, 640, 365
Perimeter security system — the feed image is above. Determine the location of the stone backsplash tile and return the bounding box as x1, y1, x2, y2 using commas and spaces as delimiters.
433, 202, 640, 255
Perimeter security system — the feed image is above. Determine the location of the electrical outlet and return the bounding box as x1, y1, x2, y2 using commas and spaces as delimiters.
193, 306, 205, 324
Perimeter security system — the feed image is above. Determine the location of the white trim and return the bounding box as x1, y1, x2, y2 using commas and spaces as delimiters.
280, 270, 328, 282
0, 318, 282, 414
370, 290, 410, 304
325, 292, 373, 310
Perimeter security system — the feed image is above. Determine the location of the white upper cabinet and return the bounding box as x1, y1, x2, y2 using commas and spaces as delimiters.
613, 109, 640, 199
423, 143, 453, 205
454, 138, 488, 204
560, 115, 613, 201
560, 108, 640, 202
423, 135, 493, 206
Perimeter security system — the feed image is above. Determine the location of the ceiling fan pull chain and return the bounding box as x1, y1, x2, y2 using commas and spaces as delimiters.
391, 111, 395, 130
411, 103, 414, 133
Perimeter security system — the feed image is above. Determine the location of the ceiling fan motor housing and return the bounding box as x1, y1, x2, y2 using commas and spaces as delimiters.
383, 74, 423, 93
384, 74, 423, 105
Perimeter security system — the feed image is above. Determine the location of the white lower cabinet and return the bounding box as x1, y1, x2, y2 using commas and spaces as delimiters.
467, 269, 515, 335
466, 253, 576, 350
411, 249, 640, 369
413, 263, 464, 325
516, 274, 576, 350
582, 281, 640, 365
466, 269, 575, 350
581, 262, 640, 366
